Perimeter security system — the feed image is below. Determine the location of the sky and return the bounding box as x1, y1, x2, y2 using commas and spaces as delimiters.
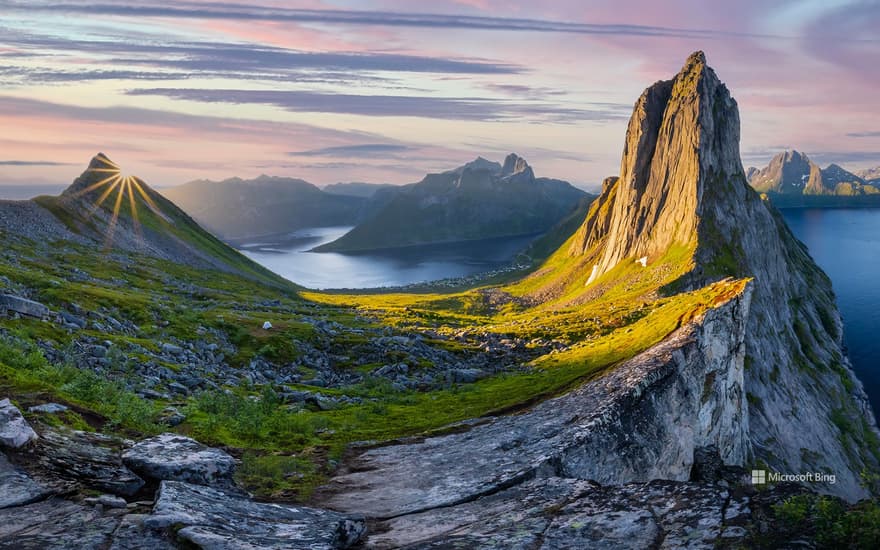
1, 0, 878, 191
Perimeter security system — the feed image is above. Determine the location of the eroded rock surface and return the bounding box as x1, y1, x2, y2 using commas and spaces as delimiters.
148, 481, 366, 549
0, 452, 51, 509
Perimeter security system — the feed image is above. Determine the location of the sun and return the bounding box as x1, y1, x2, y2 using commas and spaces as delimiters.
76, 156, 163, 249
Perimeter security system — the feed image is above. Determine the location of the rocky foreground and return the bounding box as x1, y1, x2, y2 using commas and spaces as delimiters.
1, 398, 366, 548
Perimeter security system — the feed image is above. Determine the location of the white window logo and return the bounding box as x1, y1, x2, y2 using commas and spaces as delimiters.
751, 469, 766, 485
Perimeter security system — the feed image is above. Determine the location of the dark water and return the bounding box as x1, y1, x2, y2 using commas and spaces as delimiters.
239, 226, 535, 290
782, 208, 880, 417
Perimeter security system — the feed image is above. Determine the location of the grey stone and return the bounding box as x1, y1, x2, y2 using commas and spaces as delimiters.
109, 514, 177, 550
0, 294, 49, 319
122, 433, 236, 486
27, 403, 68, 414
146, 480, 366, 548
160, 342, 183, 355
0, 497, 123, 549
0, 452, 51, 509
98, 494, 128, 508
0, 398, 38, 449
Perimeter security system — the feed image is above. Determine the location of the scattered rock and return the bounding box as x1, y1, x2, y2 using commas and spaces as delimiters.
97, 494, 128, 509
27, 403, 68, 414
122, 433, 236, 487
0, 398, 38, 449
0, 294, 49, 319
146, 481, 366, 549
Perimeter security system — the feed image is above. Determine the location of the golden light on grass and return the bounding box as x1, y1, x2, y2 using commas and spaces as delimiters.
82, 157, 164, 249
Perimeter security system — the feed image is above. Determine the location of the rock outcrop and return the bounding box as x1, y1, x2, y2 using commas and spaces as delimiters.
316, 285, 751, 518
565, 51, 879, 500
0, 399, 37, 449
122, 433, 236, 487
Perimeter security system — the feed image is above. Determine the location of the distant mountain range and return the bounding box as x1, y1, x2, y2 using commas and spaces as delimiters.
748, 151, 880, 206
313, 154, 591, 253
322, 182, 396, 198
160, 176, 376, 239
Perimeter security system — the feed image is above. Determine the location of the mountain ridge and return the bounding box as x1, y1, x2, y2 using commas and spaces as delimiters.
314, 153, 589, 252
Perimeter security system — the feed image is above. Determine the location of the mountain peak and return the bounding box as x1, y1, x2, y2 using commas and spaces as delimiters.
500, 153, 532, 178
561, 51, 879, 498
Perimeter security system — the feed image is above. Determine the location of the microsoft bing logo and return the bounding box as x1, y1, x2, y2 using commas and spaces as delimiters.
751, 469, 767, 485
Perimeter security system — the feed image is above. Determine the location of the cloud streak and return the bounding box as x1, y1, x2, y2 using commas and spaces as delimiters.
127, 88, 627, 122
288, 144, 419, 157
0, 160, 74, 166
6, 1, 810, 41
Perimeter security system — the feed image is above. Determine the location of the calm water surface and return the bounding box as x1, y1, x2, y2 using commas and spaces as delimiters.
782, 208, 880, 417
239, 226, 535, 290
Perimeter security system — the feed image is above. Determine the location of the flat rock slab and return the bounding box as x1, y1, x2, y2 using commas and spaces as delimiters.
122, 433, 236, 486
0, 398, 38, 449
146, 480, 367, 549
0, 497, 124, 549
370, 478, 739, 549
0, 452, 51, 509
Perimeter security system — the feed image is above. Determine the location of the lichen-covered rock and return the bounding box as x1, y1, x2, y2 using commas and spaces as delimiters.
122, 433, 235, 486
316, 287, 750, 518
0, 452, 51, 509
0, 398, 38, 449
147, 480, 366, 549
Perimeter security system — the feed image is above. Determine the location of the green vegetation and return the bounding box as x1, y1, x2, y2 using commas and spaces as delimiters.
774, 494, 880, 548
1, 184, 753, 499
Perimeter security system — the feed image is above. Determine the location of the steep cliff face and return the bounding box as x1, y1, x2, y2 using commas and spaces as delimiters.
317, 282, 752, 518
567, 51, 879, 500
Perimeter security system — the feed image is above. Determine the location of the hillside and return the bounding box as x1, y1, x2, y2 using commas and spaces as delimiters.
18, 153, 286, 286
748, 151, 880, 206
160, 175, 369, 239
314, 153, 588, 252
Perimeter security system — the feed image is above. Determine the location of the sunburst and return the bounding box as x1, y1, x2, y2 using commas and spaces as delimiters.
81, 157, 164, 249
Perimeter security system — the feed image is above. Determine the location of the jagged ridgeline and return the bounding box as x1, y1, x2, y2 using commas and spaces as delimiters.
514, 51, 879, 499
32, 153, 286, 286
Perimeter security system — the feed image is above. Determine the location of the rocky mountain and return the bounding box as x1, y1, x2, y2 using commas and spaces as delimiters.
304, 52, 880, 546
748, 151, 880, 204
857, 166, 880, 185
1, 153, 282, 285
159, 175, 373, 240
314, 153, 588, 252
565, 51, 879, 499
